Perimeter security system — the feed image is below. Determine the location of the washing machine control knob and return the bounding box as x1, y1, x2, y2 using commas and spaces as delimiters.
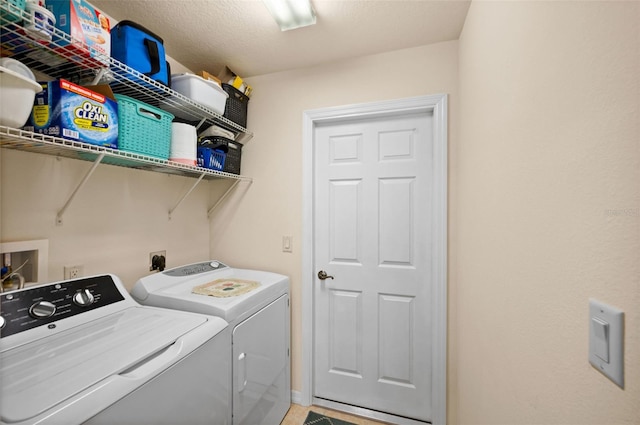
29, 301, 56, 319
0, 315, 5, 329
73, 289, 94, 307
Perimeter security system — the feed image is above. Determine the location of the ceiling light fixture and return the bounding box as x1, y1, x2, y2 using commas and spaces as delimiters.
262, 0, 316, 31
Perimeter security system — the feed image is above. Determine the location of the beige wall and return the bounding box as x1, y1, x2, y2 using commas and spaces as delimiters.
0, 149, 213, 289
456, 1, 639, 424
0, 31, 458, 418
0, 55, 205, 287
209, 40, 460, 398
0, 12, 196, 287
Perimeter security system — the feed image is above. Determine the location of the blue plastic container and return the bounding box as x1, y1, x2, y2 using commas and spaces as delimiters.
111, 20, 170, 87
197, 147, 226, 171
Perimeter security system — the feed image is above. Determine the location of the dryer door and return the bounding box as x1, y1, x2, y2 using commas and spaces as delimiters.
232, 294, 290, 425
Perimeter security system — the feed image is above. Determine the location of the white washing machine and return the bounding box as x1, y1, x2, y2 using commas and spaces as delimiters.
0, 274, 231, 425
131, 261, 290, 425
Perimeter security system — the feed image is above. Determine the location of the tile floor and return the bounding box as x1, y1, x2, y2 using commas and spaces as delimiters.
281, 403, 389, 425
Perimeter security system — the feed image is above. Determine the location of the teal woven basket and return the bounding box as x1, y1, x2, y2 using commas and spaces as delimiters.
115, 94, 173, 159
1, 0, 26, 23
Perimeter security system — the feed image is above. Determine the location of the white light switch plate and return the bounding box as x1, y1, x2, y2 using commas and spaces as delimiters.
282, 236, 292, 253
589, 299, 624, 388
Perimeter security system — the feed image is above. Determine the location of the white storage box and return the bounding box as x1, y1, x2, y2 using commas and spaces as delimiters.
171, 73, 228, 115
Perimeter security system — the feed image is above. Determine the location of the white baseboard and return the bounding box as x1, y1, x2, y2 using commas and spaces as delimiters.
291, 390, 306, 406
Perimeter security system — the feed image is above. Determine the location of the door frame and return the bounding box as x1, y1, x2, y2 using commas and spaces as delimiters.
301, 94, 448, 425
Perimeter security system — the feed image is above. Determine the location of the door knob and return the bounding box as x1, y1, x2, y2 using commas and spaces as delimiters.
317, 270, 334, 280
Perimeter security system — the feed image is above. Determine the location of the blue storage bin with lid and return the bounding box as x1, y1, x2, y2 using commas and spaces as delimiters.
111, 20, 171, 87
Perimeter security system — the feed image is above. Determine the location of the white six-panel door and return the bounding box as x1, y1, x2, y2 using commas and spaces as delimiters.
313, 111, 434, 422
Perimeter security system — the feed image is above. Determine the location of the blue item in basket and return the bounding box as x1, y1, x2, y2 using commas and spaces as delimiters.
111, 20, 170, 87
114, 94, 173, 159
197, 147, 226, 171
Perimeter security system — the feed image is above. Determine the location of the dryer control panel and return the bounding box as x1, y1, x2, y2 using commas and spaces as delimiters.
0, 275, 125, 338
163, 261, 227, 277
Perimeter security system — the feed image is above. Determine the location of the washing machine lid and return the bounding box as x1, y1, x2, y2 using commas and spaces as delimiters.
132, 261, 289, 323
0, 306, 222, 423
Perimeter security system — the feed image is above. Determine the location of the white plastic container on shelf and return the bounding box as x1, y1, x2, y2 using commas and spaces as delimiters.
170, 122, 197, 165
198, 124, 235, 141
0, 59, 42, 128
171, 73, 228, 116
24, 1, 56, 41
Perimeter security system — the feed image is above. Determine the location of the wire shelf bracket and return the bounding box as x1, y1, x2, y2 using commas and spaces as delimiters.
1, 127, 253, 224
207, 179, 246, 219
168, 172, 206, 220
55, 152, 105, 225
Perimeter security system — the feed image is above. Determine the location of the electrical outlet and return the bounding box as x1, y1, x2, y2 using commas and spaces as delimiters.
64, 265, 84, 280
149, 250, 167, 272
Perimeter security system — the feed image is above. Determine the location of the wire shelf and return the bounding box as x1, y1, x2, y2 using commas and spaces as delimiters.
0, 126, 252, 181
0, 0, 253, 143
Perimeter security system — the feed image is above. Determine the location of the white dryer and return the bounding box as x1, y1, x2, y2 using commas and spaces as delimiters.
0, 274, 231, 425
131, 261, 290, 425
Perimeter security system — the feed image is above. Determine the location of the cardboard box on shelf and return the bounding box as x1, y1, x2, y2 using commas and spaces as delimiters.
218, 66, 252, 97
24, 79, 118, 149
197, 70, 222, 86
47, 0, 112, 65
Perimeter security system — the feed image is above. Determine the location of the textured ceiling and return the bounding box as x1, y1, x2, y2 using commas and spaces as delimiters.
90, 0, 471, 78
